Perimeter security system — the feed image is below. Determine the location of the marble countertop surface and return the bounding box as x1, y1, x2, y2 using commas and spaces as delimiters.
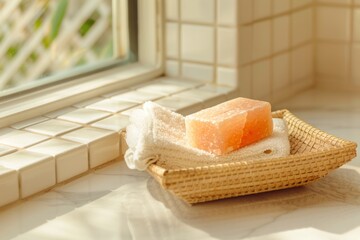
1, 88, 360, 240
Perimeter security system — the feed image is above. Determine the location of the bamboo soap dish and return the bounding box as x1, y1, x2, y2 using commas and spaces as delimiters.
147, 110, 357, 204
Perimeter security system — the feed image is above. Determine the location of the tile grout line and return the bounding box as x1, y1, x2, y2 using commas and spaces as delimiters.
213, 0, 218, 84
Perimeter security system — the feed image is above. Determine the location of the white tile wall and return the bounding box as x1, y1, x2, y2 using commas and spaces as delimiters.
252, 60, 271, 99
291, 44, 313, 83
317, 7, 350, 41
252, 21, 271, 60
182, 62, 214, 82
253, 0, 272, 20
315, 1, 360, 88
217, 28, 237, 66
272, 53, 290, 91
317, 43, 349, 78
163, 0, 316, 100
292, 8, 313, 46
166, 23, 179, 59
273, 0, 291, 14
273, 16, 290, 53
165, 0, 178, 20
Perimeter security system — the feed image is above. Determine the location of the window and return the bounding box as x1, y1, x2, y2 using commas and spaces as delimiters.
0, 0, 138, 96
0, 0, 162, 127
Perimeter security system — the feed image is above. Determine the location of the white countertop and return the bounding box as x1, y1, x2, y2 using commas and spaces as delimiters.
1, 88, 360, 240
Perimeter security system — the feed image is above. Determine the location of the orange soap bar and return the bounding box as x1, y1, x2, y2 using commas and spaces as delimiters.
185, 97, 273, 155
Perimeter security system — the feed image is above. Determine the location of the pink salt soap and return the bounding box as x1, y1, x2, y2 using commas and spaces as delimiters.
185, 97, 273, 155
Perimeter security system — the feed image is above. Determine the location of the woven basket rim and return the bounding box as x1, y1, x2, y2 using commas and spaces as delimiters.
147, 109, 357, 176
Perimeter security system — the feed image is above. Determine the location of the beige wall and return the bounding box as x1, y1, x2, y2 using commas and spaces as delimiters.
164, 0, 316, 102
315, 0, 360, 91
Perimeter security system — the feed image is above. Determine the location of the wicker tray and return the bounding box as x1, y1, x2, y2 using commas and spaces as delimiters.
147, 109, 357, 204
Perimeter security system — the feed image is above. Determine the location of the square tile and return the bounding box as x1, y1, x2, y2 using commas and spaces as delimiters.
217, 28, 237, 66
218, 0, 238, 26
253, 0, 271, 20
181, 62, 214, 82
166, 23, 179, 59
111, 90, 163, 103
61, 127, 119, 168
292, 44, 313, 83
0, 166, 19, 207
272, 53, 290, 91
239, 26, 253, 64
58, 108, 111, 124
86, 99, 138, 113
317, 43, 349, 78
273, 0, 290, 14
165, 0, 178, 20
91, 114, 130, 133
166, 60, 180, 77
292, 8, 313, 46
73, 97, 105, 108
0, 144, 16, 157
25, 119, 82, 137
252, 21, 271, 60
216, 67, 238, 87
273, 16, 290, 53
317, 7, 350, 41
28, 139, 88, 183
0, 150, 55, 198
0, 128, 49, 148
45, 107, 78, 118
252, 59, 271, 99
136, 82, 188, 96
181, 0, 215, 24
181, 24, 214, 63
239, 0, 253, 24
11, 116, 49, 129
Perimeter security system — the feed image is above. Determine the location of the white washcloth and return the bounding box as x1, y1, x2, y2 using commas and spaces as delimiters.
125, 102, 290, 171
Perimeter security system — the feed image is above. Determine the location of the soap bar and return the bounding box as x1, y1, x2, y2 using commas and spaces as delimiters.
185, 97, 273, 155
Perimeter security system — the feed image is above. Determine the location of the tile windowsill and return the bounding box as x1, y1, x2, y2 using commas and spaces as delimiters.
0, 77, 236, 208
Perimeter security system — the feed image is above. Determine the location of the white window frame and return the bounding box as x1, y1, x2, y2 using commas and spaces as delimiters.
0, 0, 164, 128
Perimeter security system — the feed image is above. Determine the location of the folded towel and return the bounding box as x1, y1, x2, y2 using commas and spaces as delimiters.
125, 102, 290, 171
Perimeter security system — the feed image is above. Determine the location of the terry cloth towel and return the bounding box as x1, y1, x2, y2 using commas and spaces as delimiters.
125, 102, 290, 171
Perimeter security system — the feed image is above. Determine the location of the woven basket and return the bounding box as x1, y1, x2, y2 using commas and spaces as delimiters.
147, 109, 357, 204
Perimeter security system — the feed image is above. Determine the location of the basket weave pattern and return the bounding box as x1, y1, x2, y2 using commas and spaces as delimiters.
147, 110, 357, 204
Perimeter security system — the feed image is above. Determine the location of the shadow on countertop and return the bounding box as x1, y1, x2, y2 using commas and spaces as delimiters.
147, 167, 360, 239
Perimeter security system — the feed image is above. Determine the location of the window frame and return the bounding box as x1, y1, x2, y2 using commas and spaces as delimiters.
0, 0, 164, 128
